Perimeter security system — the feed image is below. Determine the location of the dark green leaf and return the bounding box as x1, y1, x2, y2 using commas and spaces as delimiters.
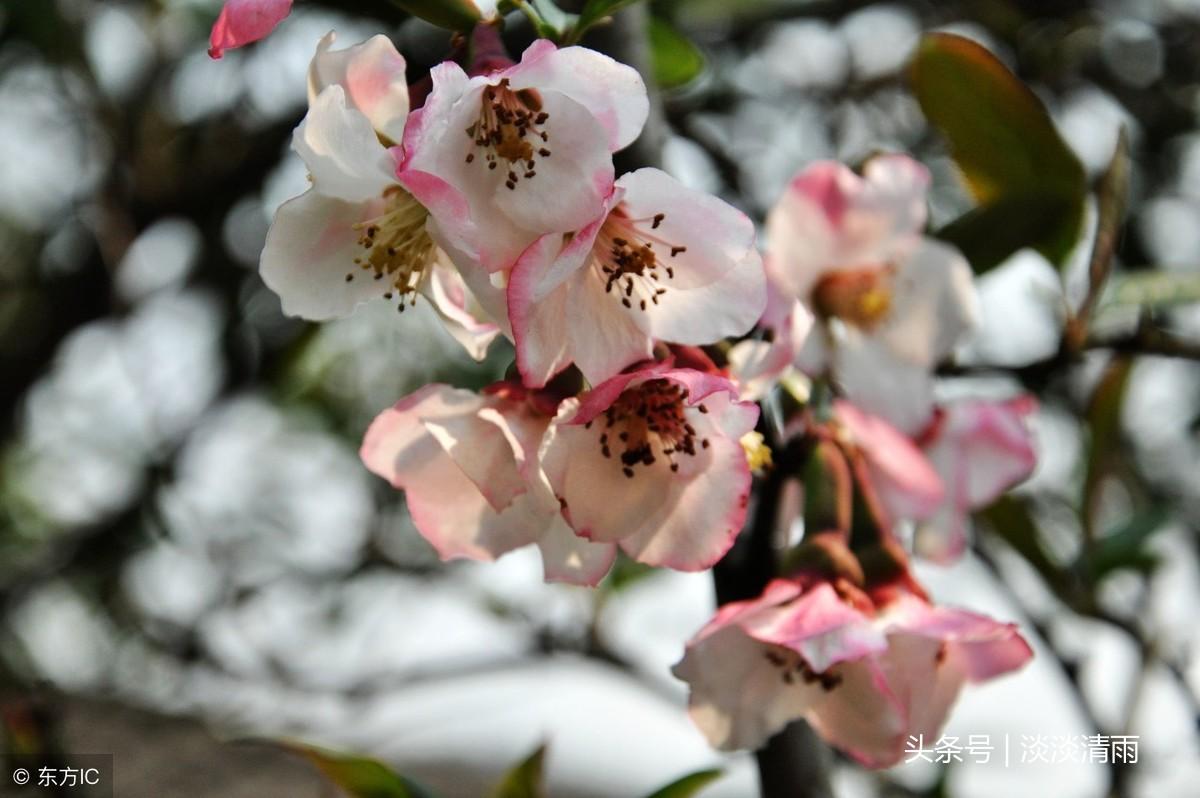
295, 746, 439, 798
935, 190, 1082, 275
649, 17, 705, 89
643, 768, 724, 798
1085, 506, 1169, 581
1086, 128, 1131, 296
912, 33, 1086, 271
979, 496, 1062, 590
569, 0, 643, 42
1082, 358, 1132, 533
492, 744, 546, 798
388, 0, 481, 32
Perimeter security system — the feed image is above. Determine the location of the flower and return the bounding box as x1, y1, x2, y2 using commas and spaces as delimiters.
509, 167, 766, 387
833, 399, 944, 525
672, 575, 1032, 765
360, 381, 617, 585
208, 0, 293, 59
765, 155, 979, 435
727, 271, 814, 401
541, 362, 759, 570
400, 40, 649, 275
915, 396, 1038, 563
259, 33, 500, 360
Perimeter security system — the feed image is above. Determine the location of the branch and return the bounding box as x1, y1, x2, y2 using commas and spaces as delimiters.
713, 437, 832, 798
1085, 323, 1200, 360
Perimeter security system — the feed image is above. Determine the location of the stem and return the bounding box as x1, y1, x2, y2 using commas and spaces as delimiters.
712, 439, 834, 798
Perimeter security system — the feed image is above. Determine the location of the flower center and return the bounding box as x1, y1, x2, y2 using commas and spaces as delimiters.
345, 187, 435, 312
585, 379, 710, 479
594, 206, 687, 311
463, 78, 551, 190
811, 266, 894, 331
762, 645, 843, 690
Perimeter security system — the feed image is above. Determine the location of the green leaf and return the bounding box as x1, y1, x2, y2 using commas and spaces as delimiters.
912, 33, 1086, 271
506, 0, 579, 40
1085, 506, 1169, 581
569, 0, 643, 42
643, 768, 724, 798
1104, 272, 1200, 310
936, 190, 1082, 275
1082, 358, 1132, 534
649, 17, 705, 89
295, 746, 439, 798
492, 744, 546, 798
1086, 128, 1131, 292
388, 0, 482, 32
979, 496, 1062, 590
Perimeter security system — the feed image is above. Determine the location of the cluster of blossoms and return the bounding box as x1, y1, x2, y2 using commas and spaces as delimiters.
217, 0, 1038, 768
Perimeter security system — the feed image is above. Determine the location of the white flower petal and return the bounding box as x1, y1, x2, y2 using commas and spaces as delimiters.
294, 85, 396, 203
309, 32, 410, 144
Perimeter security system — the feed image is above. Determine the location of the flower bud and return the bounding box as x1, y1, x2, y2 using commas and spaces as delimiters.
802, 439, 853, 537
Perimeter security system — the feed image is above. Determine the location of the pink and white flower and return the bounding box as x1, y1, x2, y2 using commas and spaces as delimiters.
209, 0, 293, 59
833, 399, 944, 525
915, 396, 1038, 563
509, 167, 766, 387
727, 271, 814, 401
541, 362, 759, 570
400, 40, 649, 275
260, 33, 500, 360
765, 155, 979, 435
672, 576, 1032, 764
360, 381, 616, 585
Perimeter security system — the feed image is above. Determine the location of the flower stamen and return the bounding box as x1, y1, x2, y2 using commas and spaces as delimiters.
763, 646, 843, 690
811, 266, 894, 331
592, 379, 709, 478
594, 205, 687, 311
463, 78, 551, 190
345, 187, 434, 312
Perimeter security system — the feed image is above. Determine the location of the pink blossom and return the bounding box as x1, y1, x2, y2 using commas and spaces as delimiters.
400, 40, 649, 275
727, 268, 814, 401
541, 362, 759, 570
672, 576, 1032, 764
765, 155, 979, 434
361, 381, 616, 585
260, 33, 500, 360
509, 168, 766, 387
208, 0, 293, 59
915, 396, 1038, 563
833, 399, 945, 524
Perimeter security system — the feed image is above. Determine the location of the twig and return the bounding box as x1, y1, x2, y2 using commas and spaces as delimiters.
713, 435, 832, 798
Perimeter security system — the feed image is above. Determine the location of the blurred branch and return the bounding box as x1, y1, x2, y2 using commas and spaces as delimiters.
1084, 321, 1200, 361
714, 433, 832, 798
1065, 128, 1131, 353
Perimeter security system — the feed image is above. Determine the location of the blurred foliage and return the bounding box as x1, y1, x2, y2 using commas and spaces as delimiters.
298, 746, 440, 798
913, 33, 1087, 272
647, 16, 704, 88
491, 744, 546, 798
387, 0, 481, 32
300, 741, 724, 798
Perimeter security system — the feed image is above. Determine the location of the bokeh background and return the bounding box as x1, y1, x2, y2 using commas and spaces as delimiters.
2, 1, 1200, 796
